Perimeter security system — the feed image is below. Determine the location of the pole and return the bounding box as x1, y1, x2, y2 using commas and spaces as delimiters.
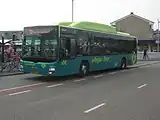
12, 34, 16, 52
1, 35, 4, 63
157, 19, 160, 52
72, 0, 74, 22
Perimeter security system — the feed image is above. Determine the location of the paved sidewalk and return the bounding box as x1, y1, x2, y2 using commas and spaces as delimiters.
0, 71, 24, 77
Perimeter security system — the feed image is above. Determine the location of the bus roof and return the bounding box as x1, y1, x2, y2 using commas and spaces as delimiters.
58, 22, 73, 26
58, 21, 136, 38
24, 22, 136, 38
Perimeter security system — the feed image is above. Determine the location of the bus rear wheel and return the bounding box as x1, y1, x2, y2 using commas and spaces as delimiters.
120, 58, 126, 69
79, 62, 89, 77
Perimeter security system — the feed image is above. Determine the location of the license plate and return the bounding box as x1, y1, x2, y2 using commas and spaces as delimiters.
32, 71, 39, 74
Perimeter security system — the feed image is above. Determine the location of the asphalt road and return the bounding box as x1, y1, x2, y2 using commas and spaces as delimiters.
0, 63, 160, 120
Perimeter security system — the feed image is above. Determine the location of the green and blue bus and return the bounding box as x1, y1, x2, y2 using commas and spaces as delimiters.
20, 22, 137, 76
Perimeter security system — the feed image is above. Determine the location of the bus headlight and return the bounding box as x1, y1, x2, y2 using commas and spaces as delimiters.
49, 68, 55, 71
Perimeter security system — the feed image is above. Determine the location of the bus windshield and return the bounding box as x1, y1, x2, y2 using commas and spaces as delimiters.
22, 34, 57, 62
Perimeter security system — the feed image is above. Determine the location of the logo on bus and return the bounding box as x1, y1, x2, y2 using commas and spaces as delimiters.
41, 64, 46, 68
61, 60, 67, 65
92, 56, 110, 64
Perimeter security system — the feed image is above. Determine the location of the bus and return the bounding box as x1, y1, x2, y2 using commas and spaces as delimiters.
20, 22, 137, 76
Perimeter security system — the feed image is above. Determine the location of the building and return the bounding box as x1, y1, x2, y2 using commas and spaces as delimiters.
152, 29, 160, 51
153, 29, 160, 41
0, 31, 23, 52
110, 12, 155, 51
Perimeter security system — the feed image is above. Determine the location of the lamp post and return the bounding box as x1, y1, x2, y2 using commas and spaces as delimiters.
72, 0, 74, 22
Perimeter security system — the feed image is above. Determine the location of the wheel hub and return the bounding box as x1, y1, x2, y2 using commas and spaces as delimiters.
122, 63, 125, 68
82, 65, 87, 74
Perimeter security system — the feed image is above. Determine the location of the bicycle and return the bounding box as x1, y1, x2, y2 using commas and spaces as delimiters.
9, 54, 20, 71
0, 52, 20, 72
0, 53, 12, 72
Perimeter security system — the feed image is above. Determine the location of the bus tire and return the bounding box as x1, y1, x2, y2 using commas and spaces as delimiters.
120, 58, 126, 69
79, 61, 89, 77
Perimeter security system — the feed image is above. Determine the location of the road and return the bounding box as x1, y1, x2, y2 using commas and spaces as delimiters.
0, 63, 160, 120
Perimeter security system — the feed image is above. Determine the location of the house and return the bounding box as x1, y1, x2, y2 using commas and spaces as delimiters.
0, 31, 23, 41
110, 12, 155, 51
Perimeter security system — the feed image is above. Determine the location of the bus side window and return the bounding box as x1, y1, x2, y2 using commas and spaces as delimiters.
76, 31, 89, 56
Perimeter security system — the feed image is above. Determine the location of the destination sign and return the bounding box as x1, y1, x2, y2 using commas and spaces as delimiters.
24, 26, 57, 35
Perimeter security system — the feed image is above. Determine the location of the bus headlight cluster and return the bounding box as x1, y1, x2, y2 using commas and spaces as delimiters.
49, 68, 55, 71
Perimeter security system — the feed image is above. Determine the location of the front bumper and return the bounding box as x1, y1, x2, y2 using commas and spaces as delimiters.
21, 61, 57, 76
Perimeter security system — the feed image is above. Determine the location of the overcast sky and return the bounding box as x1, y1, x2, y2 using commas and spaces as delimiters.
0, 0, 159, 30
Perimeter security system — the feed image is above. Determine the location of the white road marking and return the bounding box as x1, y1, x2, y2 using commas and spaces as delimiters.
142, 65, 150, 68
84, 103, 106, 113
0, 83, 45, 92
121, 68, 135, 72
108, 72, 117, 75
9, 90, 31, 96
47, 83, 64, 88
120, 70, 127, 72
139, 65, 151, 68
94, 75, 103, 78
74, 79, 86, 82
138, 84, 147, 89
130, 68, 136, 70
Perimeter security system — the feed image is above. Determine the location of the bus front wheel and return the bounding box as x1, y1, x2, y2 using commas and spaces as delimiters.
79, 62, 89, 77
120, 58, 126, 69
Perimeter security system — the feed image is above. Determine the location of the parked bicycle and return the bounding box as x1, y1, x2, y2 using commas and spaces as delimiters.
0, 52, 20, 72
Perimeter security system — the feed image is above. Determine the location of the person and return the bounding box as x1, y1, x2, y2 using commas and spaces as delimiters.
143, 47, 149, 60
6, 44, 15, 62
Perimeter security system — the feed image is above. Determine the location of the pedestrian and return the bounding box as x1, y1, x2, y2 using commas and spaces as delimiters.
143, 47, 149, 60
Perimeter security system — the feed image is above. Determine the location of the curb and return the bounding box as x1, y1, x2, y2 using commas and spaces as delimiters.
129, 61, 160, 68
0, 72, 26, 77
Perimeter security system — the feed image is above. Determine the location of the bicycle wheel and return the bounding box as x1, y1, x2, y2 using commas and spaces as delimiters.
0, 62, 7, 72
8, 61, 14, 72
